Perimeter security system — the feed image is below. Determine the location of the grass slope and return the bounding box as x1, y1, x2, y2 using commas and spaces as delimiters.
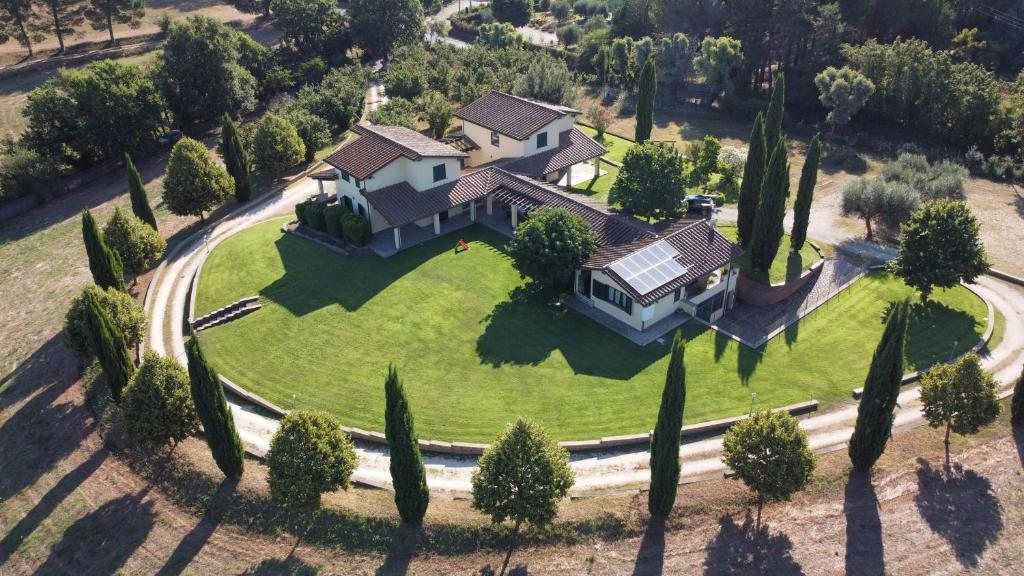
717, 225, 821, 285
196, 219, 987, 442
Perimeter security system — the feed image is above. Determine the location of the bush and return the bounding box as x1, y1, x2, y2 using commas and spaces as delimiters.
63, 286, 146, 359
507, 208, 596, 289
102, 207, 167, 276
305, 201, 327, 231
280, 107, 332, 162
367, 97, 417, 129
163, 137, 234, 219
556, 23, 583, 46
295, 200, 311, 225
267, 410, 358, 510
123, 352, 200, 447
491, 0, 533, 27
295, 56, 328, 85
324, 204, 346, 237
550, 0, 571, 20
342, 213, 370, 246
0, 146, 58, 204
251, 113, 306, 173
574, 0, 609, 17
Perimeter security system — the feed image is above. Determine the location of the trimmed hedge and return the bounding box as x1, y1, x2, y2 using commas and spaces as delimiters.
295, 200, 311, 225
324, 204, 346, 238
342, 213, 370, 247
305, 202, 327, 232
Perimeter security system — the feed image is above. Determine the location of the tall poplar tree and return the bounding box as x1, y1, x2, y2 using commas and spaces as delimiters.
81, 209, 126, 291
186, 336, 245, 480
634, 56, 657, 143
648, 330, 686, 518
764, 72, 785, 150
83, 289, 135, 401
790, 134, 821, 251
748, 138, 790, 274
221, 114, 252, 203
848, 300, 909, 471
125, 153, 157, 230
737, 113, 766, 248
384, 364, 429, 526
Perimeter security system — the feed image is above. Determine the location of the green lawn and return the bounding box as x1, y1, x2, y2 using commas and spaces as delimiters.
578, 125, 633, 162
717, 226, 822, 285
196, 219, 987, 443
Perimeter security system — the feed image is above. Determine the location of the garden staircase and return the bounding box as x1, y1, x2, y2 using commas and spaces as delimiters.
192, 296, 261, 332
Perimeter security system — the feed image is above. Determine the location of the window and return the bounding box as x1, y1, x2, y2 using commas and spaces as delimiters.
593, 280, 633, 314
357, 203, 366, 217
341, 170, 350, 183
673, 287, 682, 302
491, 131, 500, 146
536, 131, 548, 148
432, 163, 447, 182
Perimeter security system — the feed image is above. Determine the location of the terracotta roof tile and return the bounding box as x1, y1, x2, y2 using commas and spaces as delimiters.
324, 125, 465, 180
455, 91, 571, 140
503, 128, 607, 178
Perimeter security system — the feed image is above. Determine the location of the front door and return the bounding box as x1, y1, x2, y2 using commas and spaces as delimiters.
342, 196, 353, 212
579, 270, 592, 297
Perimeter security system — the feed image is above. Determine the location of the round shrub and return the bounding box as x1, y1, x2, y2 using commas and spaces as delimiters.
123, 352, 200, 447
556, 23, 583, 46
163, 137, 234, 219
267, 410, 357, 510
305, 201, 327, 232
295, 199, 311, 225
324, 204, 346, 238
251, 113, 306, 173
342, 213, 370, 246
103, 207, 167, 276
63, 285, 146, 359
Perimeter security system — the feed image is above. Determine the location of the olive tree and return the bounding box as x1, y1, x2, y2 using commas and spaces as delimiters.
815, 66, 874, 130
841, 177, 920, 241
920, 354, 1001, 468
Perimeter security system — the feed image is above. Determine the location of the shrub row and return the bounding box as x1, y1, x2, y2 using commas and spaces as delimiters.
294, 200, 370, 247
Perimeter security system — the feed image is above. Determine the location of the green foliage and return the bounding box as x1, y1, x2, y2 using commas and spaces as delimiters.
841, 177, 919, 242
764, 73, 785, 151
341, 213, 370, 246
383, 47, 429, 100
0, 0, 47, 55
163, 137, 234, 219
420, 91, 454, 139
368, 97, 417, 130
102, 206, 166, 276
385, 365, 429, 526
83, 288, 136, 402
507, 208, 597, 290
124, 154, 157, 230
737, 113, 765, 247
555, 22, 582, 46
348, 0, 424, 59
186, 336, 244, 479
848, 300, 909, 471
694, 36, 743, 106
881, 153, 968, 202
37, 0, 84, 51
251, 113, 305, 173
295, 199, 310, 225
612, 0, 660, 38
920, 354, 1001, 465
269, 0, 341, 55
648, 330, 685, 518
790, 134, 820, 251
634, 56, 656, 143
685, 135, 721, 192
608, 36, 635, 91
814, 66, 874, 128
610, 142, 686, 221
491, 0, 532, 27
267, 410, 358, 510
657, 32, 691, 100
892, 200, 989, 301
221, 115, 252, 202
84, 0, 144, 42
1012, 364, 1024, 427
472, 418, 573, 527
722, 410, 815, 507
304, 201, 326, 232
295, 66, 370, 133
63, 285, 145, 359
476, 21, 523, 49
323, 204, 346, 238
23, 59, 166, 165
0, 145, 58, 204
747, 138, 789, 274
156, 16, 256, 125
514, 53, 575, 106
123, 352, 199, 447
81, 208, 125, 291
286, 109, 331, 163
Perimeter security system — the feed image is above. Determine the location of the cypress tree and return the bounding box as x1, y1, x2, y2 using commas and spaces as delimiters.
849, 300, 910, 471
186, 336, 245, 479
125, 154, 158, 231
764, 72, 785, 151
83, 289, 135, 402
635, 56, 657, 143
1012, 364, 1024, 427
221, 114, 252, 203
790, 134, 821, 251
737, 113, 766, 248
81, 209, 126, 292
648, 330, 686, 518
748, 138, 790, 274
384, 364, 430, 526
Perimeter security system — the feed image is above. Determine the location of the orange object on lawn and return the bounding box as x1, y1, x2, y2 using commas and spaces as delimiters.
458, 239, 470, 251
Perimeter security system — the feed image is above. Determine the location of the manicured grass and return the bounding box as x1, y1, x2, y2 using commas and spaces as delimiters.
570, 164, 618, 204
717, 226, 821, 285
196, 219, 987, 443
578, 124, 633, 162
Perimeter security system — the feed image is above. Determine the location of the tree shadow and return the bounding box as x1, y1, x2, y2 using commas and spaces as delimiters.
155, 478, 239, 576
713, 329, 730, 362
475, 283, 664, 379
702, 512, 804, 575
785, 251, 804, 283
737, 343, 763, 385
843, 471, 885, 576
904, 301, 983, 372
31, 489, 156, 575
374, 525, 420, 576
241, 555, 318, 575
631, 517, 665, 576
783, 319, 799, 349
914, 458, 1003, 567
1014, 424, 1024, 472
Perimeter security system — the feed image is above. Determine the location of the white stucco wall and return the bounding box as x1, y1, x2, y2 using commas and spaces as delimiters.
462, 120, 526, 166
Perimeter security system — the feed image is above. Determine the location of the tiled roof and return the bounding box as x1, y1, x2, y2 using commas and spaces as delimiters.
310, 169, 338, 181
323, 124, 465, 180
503, 128, 607, 178
362, 169, 499, 227
455, 91, 575, 140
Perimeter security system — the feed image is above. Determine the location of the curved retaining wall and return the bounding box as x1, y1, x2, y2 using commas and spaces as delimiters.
735, 242, 826, 306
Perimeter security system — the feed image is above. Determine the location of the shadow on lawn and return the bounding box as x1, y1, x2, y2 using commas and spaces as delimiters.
903, 301, 981, 372
702, 512, 804, 575
475, 284, 664, 379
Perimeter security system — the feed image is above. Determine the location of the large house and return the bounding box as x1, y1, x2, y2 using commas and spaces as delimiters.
308, 91, 742, 335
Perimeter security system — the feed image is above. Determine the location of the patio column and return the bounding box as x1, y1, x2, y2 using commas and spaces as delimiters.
470, 200, 477, 221
594, 156, 601, 172
317, 180, 325, 199
433, 213, 441, 235
511, 206, 518, 228
393, 227, 401, 250
565, 164, 573, 189
486, 194, 493, 215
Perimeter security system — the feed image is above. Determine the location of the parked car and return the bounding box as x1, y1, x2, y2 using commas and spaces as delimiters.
685, 194, 716, 215
158, 129, 183, 147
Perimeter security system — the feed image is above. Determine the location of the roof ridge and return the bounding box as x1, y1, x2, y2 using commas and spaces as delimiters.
352, 125, 416, 159
489, 90, 569, 116
354, 124, 465, 159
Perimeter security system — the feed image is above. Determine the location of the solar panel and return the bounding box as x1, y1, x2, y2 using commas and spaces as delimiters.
609, 241, 688, 296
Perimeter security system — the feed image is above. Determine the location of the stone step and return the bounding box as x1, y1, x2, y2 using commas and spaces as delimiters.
196, 303, 262, 331
192, 296, 260, 331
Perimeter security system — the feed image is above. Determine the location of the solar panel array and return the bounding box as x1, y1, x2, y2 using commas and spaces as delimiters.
609, 240, 687, 296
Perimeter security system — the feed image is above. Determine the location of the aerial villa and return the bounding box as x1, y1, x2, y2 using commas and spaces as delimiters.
307, 90, 742, 339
